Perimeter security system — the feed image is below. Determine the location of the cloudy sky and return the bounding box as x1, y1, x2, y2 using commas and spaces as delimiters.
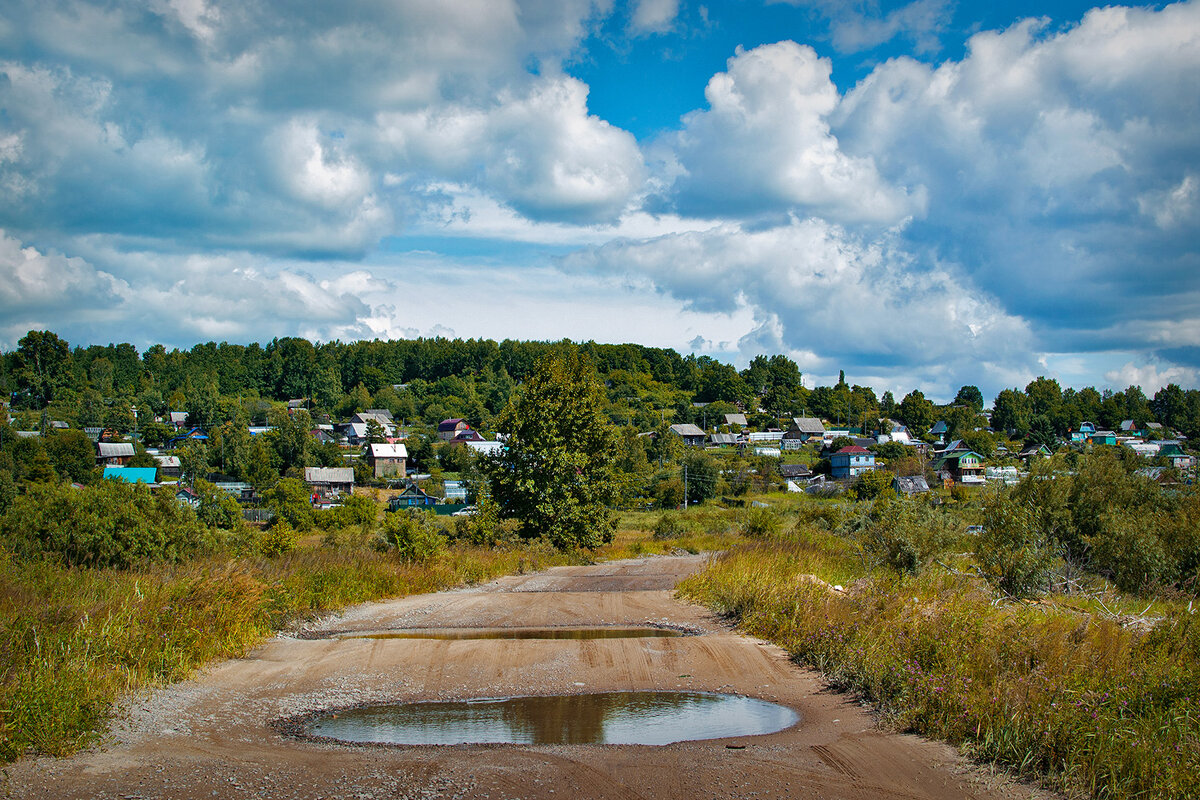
1, 0, 1197, 401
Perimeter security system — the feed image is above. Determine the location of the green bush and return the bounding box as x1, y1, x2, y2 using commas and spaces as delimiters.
376, 510, 445, 562
653, 511, 689, 540
0, 480, 215, 568
976, 498, 1055, 596
855, 494, 955, 573
261, 478, 314, 530
850, 469, 892, 500
259, 520, 299, 557
740, 507, 781, 538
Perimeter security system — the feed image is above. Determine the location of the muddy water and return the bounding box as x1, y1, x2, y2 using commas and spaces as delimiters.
306, 691, 799, 746
339, 627, 689, 641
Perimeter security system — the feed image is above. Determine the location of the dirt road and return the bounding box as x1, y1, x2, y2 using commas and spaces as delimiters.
9, 555, 1050, 799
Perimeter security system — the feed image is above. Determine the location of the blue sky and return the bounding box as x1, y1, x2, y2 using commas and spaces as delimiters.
0, 0, 1196, 402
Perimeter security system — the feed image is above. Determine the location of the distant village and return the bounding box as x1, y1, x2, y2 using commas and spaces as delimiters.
7, 395, 1194, 522
2, 330, 1196, 518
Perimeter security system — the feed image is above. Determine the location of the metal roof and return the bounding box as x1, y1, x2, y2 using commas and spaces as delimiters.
790, 417, 825, 434
304, 467, 355, 484
97, 442, 136, 457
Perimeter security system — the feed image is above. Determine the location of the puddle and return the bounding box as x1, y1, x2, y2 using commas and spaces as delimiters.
338, 627, 690, 641
301, 691, 798, 746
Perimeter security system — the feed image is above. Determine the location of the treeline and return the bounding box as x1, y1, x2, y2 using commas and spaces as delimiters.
3, 330, 1200, 442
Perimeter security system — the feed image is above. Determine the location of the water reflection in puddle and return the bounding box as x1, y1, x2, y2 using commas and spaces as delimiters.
306, 692, 798, 746
340, 627, 689, 641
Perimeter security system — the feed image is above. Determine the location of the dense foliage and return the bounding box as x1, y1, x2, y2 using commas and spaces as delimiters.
0, 480, 218, 568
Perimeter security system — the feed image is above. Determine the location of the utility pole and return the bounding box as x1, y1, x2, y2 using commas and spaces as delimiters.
683, 462, 688, 510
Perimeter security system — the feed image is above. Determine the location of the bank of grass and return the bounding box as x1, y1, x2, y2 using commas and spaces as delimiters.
0, 534, 605, 762
678, 525, 1200, 800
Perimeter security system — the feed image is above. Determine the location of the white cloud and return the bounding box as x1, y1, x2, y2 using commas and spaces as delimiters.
663, 41, 925, 225
629, 0, 679, 36
0, 230, 123, 314
1104, 361, 1200, 394
563, 216, 1037, 386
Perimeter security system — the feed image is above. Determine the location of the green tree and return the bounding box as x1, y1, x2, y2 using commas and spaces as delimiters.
483, 350, 620, 549
261, 477, 314, 530
682, 450, 720, 506
992, 388, 1032, 438
44, 429, 98, 484
13, 330, 73, 407
897, 390, 935, 438
953, 385, 984, 410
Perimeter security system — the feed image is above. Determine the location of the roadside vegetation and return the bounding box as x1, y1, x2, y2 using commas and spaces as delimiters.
678, 458, 1200, 800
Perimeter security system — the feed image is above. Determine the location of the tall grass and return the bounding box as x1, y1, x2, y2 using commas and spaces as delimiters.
679, 529, 1200, 799
0, 537, 589, 762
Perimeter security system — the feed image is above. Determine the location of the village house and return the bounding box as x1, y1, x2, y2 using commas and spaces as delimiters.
103, 465, 157, 484
723, 413, 748, 428
932, 441, 985, 485
893, 475, 930, 496
709, 432, 742, 447
153, 454, 182, 479
388, 484, 438, 510
1070, 421, 1098, 443
304, 467, 354, 498
782, 417, 825, 449
830, 446, 876, 479
368, 442, 407, 479
669, 423, 706, 447
465, 439, 504, 456
96, 441, 135, 466
175, 485, 202, 509
438, 418, 472, 441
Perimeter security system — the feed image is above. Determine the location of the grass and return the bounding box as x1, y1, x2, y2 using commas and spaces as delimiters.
678, 521, 1200, 800
0, 534, 600, 762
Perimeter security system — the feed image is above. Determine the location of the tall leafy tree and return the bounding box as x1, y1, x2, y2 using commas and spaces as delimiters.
483, 350, 620, 549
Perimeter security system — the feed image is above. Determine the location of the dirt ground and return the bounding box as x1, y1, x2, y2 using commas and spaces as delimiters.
8, 555, 1057, 800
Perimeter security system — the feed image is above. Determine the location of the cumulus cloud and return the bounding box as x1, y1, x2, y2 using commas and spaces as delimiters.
0, 230, 124, 316
0, 0, 636, 259
662, 41, 924, 224
1104, 361, 1200, 394
827, 2, 1200, 369
563, 216, 1037, 387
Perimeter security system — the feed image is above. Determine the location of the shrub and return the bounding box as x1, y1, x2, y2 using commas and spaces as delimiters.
376, 510, 445, 562
855, 494, 955, 573
0, 480, 215, 568
261, 478, 314, 530
976, 498, 1056, 596
741, 507, 782, 538
653, 511, 689, 540
258, 520, 300, 557
850, 469, 893, 500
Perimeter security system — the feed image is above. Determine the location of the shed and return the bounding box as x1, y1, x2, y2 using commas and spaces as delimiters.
893, 475, 930, 496
304, 467, 355, 495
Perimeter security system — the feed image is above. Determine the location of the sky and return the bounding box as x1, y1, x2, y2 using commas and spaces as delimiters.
0, 0, 1197, 403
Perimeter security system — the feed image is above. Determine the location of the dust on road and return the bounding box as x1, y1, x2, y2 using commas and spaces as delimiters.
9, 555, 1053, 799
